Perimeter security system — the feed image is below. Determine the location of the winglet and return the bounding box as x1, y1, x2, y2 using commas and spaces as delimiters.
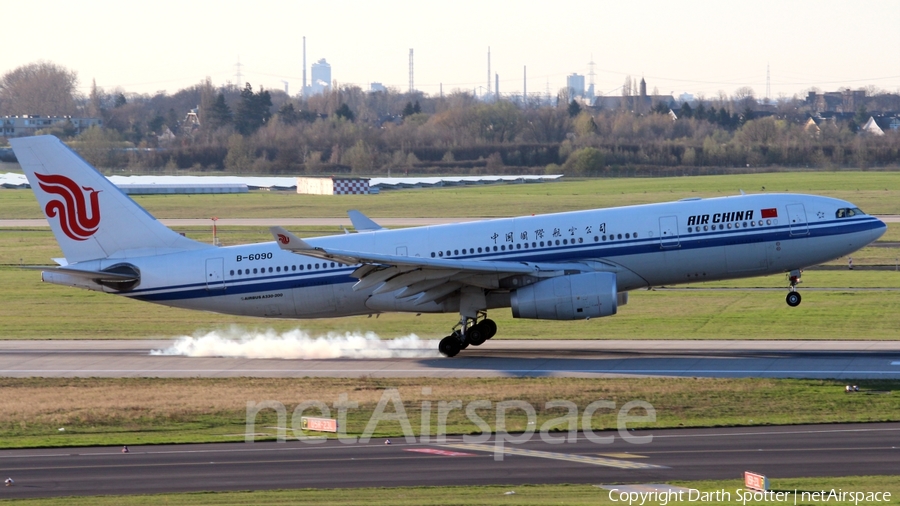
348, 210, 385, 232
270, 226, 314, 251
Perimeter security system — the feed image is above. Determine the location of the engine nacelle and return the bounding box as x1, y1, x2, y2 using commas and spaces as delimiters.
510, 272, 617, 320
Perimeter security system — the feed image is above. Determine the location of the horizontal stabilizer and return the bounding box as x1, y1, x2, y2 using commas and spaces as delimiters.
23, 266, 139, 283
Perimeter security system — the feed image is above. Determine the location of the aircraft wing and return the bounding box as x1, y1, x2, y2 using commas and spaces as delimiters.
270, 226, 587, 304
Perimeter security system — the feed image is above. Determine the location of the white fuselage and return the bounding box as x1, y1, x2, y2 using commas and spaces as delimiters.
48, 193, 885, 319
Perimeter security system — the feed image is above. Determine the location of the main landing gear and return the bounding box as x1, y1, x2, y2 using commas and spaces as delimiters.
785, 269, 802, 307
438, 313, 497, 358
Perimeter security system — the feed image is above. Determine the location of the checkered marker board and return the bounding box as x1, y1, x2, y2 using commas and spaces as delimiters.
333, 179, 369, 194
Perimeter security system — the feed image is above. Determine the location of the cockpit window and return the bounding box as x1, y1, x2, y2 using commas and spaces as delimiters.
835, 207, 865, 218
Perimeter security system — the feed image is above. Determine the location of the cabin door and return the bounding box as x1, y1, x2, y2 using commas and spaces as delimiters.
786, 204, 809, 236
659, 216, 680, 249
205, 258, 225, 290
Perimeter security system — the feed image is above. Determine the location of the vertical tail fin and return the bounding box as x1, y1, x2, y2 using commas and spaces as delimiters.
10, 135, 210, 263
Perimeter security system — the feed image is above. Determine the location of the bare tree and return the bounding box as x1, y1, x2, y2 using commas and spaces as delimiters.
0, 61, 79, 116
733, 86, 757, 112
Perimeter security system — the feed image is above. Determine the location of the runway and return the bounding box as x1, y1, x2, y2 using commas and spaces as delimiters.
1, 340, 898, 379
0, 423, 897, 498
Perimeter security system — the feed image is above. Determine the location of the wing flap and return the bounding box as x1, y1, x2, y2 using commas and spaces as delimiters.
269, 226, 592, 300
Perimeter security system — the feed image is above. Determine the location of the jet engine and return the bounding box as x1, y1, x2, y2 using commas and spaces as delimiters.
510, 272, 617, 320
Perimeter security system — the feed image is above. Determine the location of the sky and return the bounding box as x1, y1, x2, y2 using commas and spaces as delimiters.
5, 0, 899, 101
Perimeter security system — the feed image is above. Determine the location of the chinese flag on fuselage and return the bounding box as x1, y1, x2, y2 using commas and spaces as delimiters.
761, 208, 778, 218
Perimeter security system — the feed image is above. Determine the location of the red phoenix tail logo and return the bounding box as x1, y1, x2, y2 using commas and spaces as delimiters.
277, 234, 290, 245
34, 173, 102, 241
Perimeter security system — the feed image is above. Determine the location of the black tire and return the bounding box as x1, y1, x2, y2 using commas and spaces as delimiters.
786, 292, 801, 307
481, 319, 498, 339
439, 335, 461, 357
467, 325, 487, 346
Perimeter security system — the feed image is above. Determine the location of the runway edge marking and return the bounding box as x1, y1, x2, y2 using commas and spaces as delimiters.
442, 443, 667, 469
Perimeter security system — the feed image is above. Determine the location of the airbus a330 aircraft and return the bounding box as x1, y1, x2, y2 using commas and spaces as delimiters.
11, 135, 886, 356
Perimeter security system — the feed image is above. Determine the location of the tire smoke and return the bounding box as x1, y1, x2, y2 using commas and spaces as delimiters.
150, 327, 441, 359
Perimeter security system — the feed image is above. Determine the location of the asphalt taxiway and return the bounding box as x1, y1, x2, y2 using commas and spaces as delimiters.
0, 423, 897, 498
0, 340, 898, 379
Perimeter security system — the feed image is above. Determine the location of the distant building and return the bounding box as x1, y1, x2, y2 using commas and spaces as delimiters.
183, 108, 200, 131
594, 78, 674, 113
806, 89, 866, 113
1, 115, 102, 138
310, 58, 332, 95
296, 176, 370, 195
804, 117, 821, 136
566, 73, 585, 99
369, 82, 386, 93
860, 116, 885, 136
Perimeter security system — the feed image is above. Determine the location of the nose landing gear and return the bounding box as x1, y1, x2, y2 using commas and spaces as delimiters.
438, 313, 497, 357
785, 270, 802, 307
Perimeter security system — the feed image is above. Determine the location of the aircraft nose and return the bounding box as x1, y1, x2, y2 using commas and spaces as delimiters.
872, 216, 888, 241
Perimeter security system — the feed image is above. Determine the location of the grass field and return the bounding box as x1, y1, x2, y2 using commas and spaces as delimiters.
3, 476, 898, 505
1, 265, 899, 340
3, 172, 900, 219
1, 377, 897, 449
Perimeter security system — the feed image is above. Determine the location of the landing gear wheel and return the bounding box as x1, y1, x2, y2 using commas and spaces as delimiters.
786, 292, 801, 307
481, 319, 497, 339
467, 324, 487, 346
439, 335, 461, 357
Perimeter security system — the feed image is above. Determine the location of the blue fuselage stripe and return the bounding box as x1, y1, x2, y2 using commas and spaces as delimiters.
129, 218, 881, 303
